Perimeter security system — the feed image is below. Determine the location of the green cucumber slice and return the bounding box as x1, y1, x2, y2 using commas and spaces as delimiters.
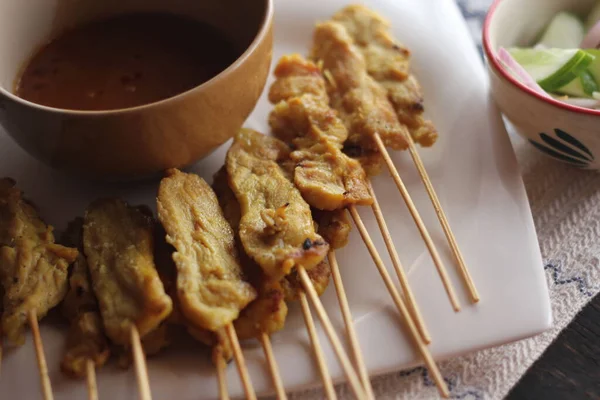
556, 71, 599, 97
509, 48, 595, 92
584, 49, 600, 83
580, 70, 598, 95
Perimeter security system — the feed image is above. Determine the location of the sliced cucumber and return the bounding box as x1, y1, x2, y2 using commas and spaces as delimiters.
556, 71, 599, 97
509, 48, 595, 92
583, 49, 600, 83
586, 0, 600, 31
557, 76, 585, 97
580, 70, 599, 95
537, 12, 585, 48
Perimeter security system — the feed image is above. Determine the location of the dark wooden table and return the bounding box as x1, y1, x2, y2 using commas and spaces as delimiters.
507, 294, 600, 399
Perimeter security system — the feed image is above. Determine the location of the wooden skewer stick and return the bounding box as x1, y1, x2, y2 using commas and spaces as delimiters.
130, 326, 152, 400
297, 267, 367, 400
328, 252, 375, 400
299, 292, 337, 400
259, 333, 288, 400
28, 310, 54, 400
215, 346, 231, 400
224, 324, 257, 400
348, 206, 450, 398
405, 138, 480, 303
86, 359, 99, 400
367, 183, 431, 343
372, 133, 461, 312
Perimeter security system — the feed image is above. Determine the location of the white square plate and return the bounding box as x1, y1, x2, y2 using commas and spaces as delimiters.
0, 0, 552, 398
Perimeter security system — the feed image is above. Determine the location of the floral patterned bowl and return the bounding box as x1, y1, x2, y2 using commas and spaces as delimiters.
484, 0, 600, 169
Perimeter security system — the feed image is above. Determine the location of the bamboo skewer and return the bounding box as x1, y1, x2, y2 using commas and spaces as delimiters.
225, 324, 257, 400
328, 252, 375, 400
259, 333, 288, 400
299, 292, 337, 400
372, 134, 461, 312
297, 267, 366, 400
367, 183, 431, 343
86, 359, 99, 400
348, 206, 449, 398
215, 347, 231, 400
28, 310, 54, 400
405, 138, 480, 303
130, 326, 152, 400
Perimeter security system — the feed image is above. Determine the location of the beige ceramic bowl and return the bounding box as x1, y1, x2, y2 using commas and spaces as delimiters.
484, 0, 600, 169
0, 0, 273, 179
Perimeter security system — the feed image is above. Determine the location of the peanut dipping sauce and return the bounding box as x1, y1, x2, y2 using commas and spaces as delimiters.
14, 13, 239, 111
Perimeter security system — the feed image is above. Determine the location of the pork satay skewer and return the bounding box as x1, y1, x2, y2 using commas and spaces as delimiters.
60, 218, 109, 400
157, 169, 260, 400
332, 5, 479, 303
212, 169, 289, 399
268, 54, 429, 341
83, 199, 174, 400
214, 167, 336, 400
0, 178, 79, 400
267, 55, 447, 396
226, 129, 367, 399
311, 22, 461, 312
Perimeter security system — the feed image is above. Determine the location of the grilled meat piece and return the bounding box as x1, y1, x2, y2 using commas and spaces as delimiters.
83, 198, 172, 346
152, 222, 233, 361
61, 312, 109, 377
312, 208, 351, 250
213, 167, 288, 339
312, 21, 409, 152
157, 169, 256, 333
281, 259, 331, 302
60, 218, 109, 378
332, 5, 438, 147
269, 54, 373, 211
0, 178, 77, 346
226, 129, 329, 281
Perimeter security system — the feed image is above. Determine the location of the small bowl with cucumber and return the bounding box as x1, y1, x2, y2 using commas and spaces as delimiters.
484, 0, 600, 168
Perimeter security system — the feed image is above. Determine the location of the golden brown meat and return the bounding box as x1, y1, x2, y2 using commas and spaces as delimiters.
281, 259, 331, 302
332, 5, 438, 147
83, 198, 173, 346
152, 224, 233, 360
60, 218, 110, 378
342, 145, 384, 177
212, 168, 288, 339
157, 169, 256, 333
0, 178, 78, 346
312, 21, 409, 152
268, 54, 373, 211
62, 312, 110, 377
312, 208, 351, 250
331, 5, 410, 81
226, 129, 329, 281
